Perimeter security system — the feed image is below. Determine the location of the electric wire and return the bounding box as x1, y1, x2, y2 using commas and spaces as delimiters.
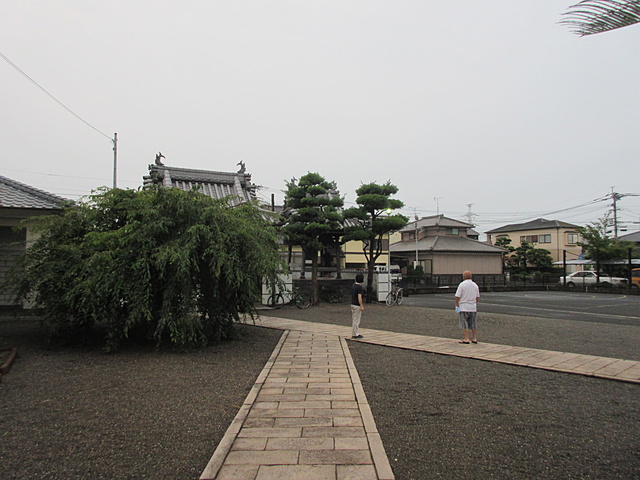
0, 51, 112, 142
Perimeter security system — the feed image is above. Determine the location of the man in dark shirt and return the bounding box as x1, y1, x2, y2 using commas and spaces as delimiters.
351, 273, 365, 339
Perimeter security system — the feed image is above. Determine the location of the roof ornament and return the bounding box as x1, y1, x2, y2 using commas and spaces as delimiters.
155, 152, 165, 166
237, 160, 246, 173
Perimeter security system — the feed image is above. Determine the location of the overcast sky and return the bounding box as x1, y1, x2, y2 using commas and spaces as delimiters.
1, 1, 639, 236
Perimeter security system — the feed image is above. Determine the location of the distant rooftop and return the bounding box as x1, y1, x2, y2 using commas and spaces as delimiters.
399, 214, 474, 232
391, 235, 507, 254
0, 175, 67, 210
485, 218, 579, 234
618, 231, 640, 243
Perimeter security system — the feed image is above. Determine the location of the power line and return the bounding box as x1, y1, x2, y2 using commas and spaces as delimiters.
0, 50, 112, 141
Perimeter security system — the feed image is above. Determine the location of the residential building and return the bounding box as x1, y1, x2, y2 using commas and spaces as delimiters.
618, 230, 640, 246
0, 176, 66, 306
485, 218, 582, 263
390, 215, 506, 275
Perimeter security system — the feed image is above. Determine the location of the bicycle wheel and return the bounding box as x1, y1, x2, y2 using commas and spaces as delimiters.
385, 292, 395, 306
294, 292, 311, 309
396, 289, 403, 305
267, 294, 284, 309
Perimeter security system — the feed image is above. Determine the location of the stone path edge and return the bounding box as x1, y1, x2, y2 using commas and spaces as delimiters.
199, 330, 290, 480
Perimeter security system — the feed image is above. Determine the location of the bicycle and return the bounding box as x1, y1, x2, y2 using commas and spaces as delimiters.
266, 288, 312, 309
385, 282, 403, 306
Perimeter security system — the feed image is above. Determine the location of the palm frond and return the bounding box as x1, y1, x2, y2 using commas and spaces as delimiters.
561, 0, 640, 36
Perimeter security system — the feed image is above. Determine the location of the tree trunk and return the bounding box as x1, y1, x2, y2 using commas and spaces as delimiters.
366, 242, 375, 303
311, 249, 319, 306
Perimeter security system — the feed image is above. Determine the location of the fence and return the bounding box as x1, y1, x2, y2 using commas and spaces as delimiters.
402, 273, 639, 295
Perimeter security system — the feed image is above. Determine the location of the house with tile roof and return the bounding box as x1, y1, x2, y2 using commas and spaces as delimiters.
389, 215, 506, 275
618, 230, 640, 246
0, 175, 67, 306
485, 218, 582, 263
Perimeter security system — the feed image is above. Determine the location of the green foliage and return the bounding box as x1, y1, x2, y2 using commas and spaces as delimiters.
406, 264, 424, 278
494, 236, 514, 252
10, 187, 284, 351
343, 181, 408, 302
562, 1, 640, 36
508, 241, 554, 274
577, 224, 636, 261
282, 173, 344, 304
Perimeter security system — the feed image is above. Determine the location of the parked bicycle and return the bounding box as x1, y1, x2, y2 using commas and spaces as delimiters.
267, 287, 312, 309
385, 282, 403, 306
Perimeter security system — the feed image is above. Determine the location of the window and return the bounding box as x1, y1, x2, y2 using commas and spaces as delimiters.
539, 234, 551, 243
363, 238, 389, 250
449, 228, 459, 235
402, 232, 416, 241
566, 232, 579, 245
520, 235, 538, 243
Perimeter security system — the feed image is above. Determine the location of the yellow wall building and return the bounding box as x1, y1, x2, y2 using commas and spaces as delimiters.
485, 218, 582, 263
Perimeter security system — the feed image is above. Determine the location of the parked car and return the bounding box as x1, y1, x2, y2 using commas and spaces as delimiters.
558, 271, 628, 287
632, 268, 640, 289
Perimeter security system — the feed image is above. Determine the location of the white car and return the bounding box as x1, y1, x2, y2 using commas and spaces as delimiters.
559, 271, 628, 287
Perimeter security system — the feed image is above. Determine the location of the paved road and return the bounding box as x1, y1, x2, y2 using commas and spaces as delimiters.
402, 291, 640, 326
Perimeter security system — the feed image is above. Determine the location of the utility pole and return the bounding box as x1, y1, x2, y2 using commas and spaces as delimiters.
414, 213, 419, 267
434, 197, 442, 216
609, 189, 639, 238
112, 133, 118, 189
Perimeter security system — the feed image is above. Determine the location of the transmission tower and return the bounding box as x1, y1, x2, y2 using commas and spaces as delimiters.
463, 203, 478, 224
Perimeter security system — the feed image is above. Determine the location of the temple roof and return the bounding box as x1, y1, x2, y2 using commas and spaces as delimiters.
143, 162, 257, 206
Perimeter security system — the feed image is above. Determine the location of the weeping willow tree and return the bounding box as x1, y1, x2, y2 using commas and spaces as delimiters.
561, 0, 640, 36
9, 186, 284, 351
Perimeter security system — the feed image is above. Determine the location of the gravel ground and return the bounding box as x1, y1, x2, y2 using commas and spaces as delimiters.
1, 300, 639, 480
0, 317, 282, 480
267, 302, 640, 480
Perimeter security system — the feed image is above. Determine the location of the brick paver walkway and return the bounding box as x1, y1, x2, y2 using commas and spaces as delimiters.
256, 316, 640, 384
200, 315, 640, 479
200, 329, 394, 480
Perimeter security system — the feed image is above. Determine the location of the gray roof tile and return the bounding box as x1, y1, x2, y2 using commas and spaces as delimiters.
391, 235, 506, 254
400, 215, 473, 232
0, 175, 67, 210
486, 218, 579, 234
618, 231, 640, 243
143, 165, 256, 206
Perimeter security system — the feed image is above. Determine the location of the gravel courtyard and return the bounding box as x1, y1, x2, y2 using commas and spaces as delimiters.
1, 300, 639, 479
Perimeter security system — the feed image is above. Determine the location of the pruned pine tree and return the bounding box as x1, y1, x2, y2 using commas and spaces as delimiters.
282, 173, 344, 305
561, 0, 640, 36
343, 182, 408, 303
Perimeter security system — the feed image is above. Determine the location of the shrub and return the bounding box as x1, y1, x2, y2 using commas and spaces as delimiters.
10, 187, 284, 351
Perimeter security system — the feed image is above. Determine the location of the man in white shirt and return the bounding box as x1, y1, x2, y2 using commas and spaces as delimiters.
454, 270, 480, 344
